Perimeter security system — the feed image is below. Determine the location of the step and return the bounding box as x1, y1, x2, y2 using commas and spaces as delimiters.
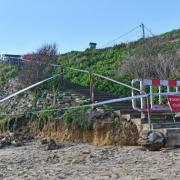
165, 128, 180, 147
155, 128, 180, 147
152, 122, 180, 129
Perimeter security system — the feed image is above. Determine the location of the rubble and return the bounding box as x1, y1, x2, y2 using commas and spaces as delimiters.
0, 132, 25, 149
0, 84, 87, 115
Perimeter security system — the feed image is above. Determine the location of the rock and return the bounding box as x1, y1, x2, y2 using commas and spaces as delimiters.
138, 130, 166, 151
1, 137, 11, 146
11, 140, 24, 147
148, 131, 165, 144
82, 150, 91, 154
89, 108, 112, 120
113, 110, 121, 119
0, 135, 4, 140
0, 143, 5, 149
47, 139, 59, 150
8, 132, 15, 138
0, 130, 27, 148
41, 138, 48, 145
46, 154, 59, 163
62, 96, 72, 103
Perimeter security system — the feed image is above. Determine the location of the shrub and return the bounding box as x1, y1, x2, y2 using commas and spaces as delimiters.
19, 43, 58, 87
119, 40, 180, 79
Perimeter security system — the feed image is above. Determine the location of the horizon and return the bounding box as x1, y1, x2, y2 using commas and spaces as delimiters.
0, 0, 180, 55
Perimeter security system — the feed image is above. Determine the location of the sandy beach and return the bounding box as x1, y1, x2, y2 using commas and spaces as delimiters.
0, 141, 180, 180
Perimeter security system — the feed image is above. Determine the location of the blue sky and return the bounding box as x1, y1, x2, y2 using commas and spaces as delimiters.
0, 0, 180, 54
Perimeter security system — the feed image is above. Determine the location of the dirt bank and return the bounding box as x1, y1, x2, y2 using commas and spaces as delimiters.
0, 116, 139, 146
39, 119, 139, 146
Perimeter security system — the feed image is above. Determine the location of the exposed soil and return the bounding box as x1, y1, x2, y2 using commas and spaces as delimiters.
39, 119, 139, 146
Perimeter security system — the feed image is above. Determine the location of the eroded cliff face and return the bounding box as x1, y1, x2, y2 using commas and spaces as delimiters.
0, 116, 139, 146
38, 118, 139, 146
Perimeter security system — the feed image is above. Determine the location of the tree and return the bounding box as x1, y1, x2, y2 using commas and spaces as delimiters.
19, 43, 58, 87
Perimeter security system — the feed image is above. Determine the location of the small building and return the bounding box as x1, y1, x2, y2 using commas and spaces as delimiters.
89, 42, 97, 50
2, 54, 22, 61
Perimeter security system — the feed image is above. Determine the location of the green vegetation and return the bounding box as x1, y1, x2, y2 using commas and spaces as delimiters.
0, 116, 17, 132
0, 62, 18, 85
54, 29, 180, 97
63, 107, 91, 129
56, 47, 132, 96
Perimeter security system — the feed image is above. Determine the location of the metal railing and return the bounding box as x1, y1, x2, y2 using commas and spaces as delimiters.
132, 78, 180, 112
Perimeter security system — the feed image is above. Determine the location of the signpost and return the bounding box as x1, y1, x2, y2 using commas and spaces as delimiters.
167, 95, 180, 111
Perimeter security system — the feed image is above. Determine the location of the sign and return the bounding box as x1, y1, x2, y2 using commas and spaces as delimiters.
167, 95, 180, 111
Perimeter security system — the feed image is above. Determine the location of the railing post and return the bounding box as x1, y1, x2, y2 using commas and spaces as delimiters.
140, 79, 146, 119
60, 67, 64, 90
146, 94, 151, 130
150, 85, 153, 108
89, 72, 94, 104
140, 79, 145, 109
159, 86, 162, 104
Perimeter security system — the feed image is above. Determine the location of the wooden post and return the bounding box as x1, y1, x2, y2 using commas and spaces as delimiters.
89, 72, 94, 104
60, 67, 64, 90
140, 23, 145, 39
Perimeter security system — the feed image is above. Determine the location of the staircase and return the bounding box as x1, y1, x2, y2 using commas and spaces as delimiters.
63, 79, 139, 115
64, 79, 180, 147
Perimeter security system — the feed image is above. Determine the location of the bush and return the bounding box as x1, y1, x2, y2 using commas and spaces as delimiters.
19, 43, 58, 87
119, 39, 180, 79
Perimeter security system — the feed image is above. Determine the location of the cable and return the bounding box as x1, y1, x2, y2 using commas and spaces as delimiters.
115, 29, 142, 44
144, 25, 154, 37
99, 25, 141, 48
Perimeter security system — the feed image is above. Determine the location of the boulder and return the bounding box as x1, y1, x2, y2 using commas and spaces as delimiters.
47, 139, 59, 150
41, 138, 48, 145
89, 108, 112, 120
1, 137, 11, 146
11, 140, 24, 147
138, 130, 166, 151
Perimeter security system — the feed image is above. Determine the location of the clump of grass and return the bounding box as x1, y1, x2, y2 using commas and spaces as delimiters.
0, 62, 18, 85
63, 107, 92, 129
0, 116, 17, 132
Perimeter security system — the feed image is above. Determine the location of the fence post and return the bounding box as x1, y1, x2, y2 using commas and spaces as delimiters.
146, 94, 151, 130
140, 79, 146, 119
60, 67, 64, 90
89, 72, 94, 104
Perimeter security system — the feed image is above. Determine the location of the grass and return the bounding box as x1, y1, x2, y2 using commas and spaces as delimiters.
0, 62, 18, 85
63, 107, 92, 129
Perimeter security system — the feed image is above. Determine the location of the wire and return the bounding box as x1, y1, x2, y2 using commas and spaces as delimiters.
115, 29, 142, 44
144, 25, 154, 37
99, 25, 141, 48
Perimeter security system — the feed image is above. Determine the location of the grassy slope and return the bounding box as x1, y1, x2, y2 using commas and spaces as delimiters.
56, 29, 180, 97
